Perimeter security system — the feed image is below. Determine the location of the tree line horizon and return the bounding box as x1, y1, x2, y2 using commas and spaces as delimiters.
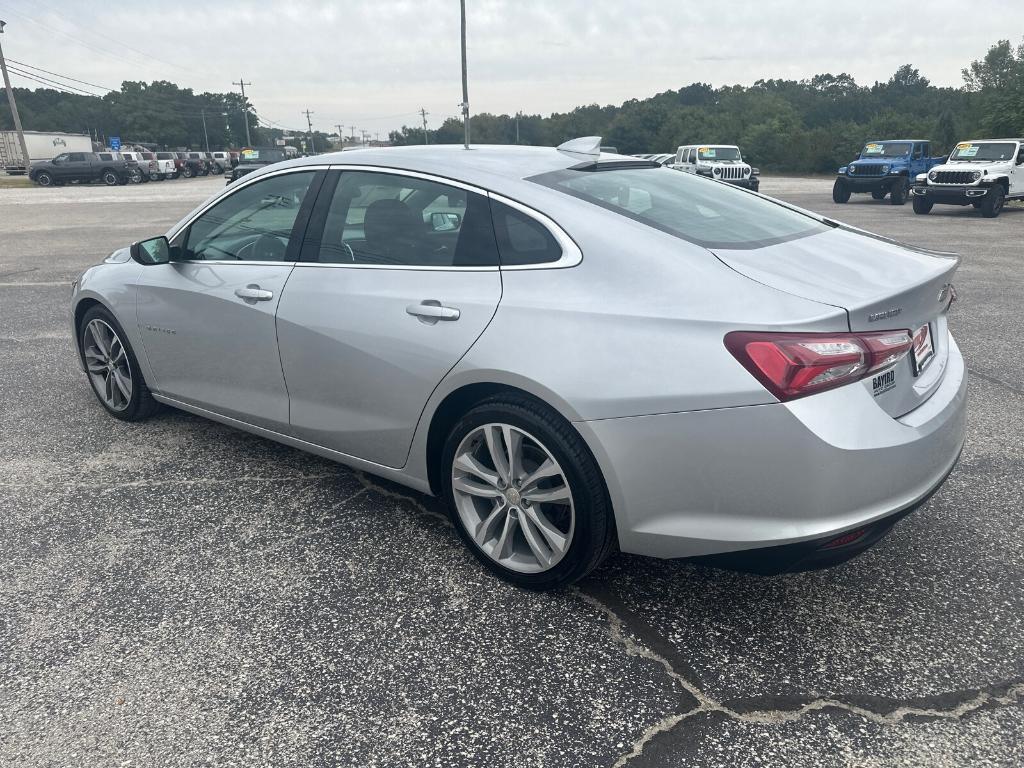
2, 38, 1021, 173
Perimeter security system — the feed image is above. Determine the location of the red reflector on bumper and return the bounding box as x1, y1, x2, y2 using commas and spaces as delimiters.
821, 528, 868, 549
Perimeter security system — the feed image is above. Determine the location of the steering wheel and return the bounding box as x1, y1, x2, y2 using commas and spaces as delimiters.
253, 234, 287, 261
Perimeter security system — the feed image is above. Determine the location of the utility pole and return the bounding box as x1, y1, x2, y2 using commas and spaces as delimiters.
348, 125, 357, 143
420, 107, 429, 145
515, 111, 520, 144
0, 20, 31, 174
232, 77, 252, 146
302, 109, 315, 153
200, 108, 210, 152
335, 123, 343, 147
460, 0, 470, 149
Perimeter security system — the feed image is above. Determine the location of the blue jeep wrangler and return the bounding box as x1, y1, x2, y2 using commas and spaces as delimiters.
833, 140, 946, 205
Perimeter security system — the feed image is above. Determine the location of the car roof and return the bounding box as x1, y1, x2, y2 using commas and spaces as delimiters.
255, 144, 649, 197
958, 138, 1024, 143
865, 139, 927, 143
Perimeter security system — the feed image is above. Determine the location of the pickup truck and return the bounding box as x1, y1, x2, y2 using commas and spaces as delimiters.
833, 140, 945, 205
120, 151, 159, 182
176, 152, 207, 178
28, 151, 130, 187
912, 138, 1024, 218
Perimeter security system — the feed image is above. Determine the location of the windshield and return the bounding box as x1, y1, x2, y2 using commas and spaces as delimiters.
698, 146, 741, 162
530, 166, 827, 250
948, 142, 1017, 162
861, 142, 911, 158
240, 148, 286, 163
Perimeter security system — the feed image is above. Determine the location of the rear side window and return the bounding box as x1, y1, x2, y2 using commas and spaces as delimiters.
490, 200, 562, 266
529, 166, 827, 250
311, 170, 499, 267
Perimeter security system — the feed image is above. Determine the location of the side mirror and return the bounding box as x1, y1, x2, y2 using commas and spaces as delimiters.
431, 211, 461, 232
130, 236, 171, 265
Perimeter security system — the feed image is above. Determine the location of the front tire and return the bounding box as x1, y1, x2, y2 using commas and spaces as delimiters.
912, 195, 933, 215
441, 395, 616, 590
980, 186, 1005, 218
78, 306, 159, 422
182, 166, 194, 179
832, 179, 851, 203
102, 170, 119, 186
35, 171, 54, 187
889, 177, 908, 205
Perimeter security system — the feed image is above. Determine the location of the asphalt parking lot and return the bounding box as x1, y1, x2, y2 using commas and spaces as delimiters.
1, 175, 1022, 767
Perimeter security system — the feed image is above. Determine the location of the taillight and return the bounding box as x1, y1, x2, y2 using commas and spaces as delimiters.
724, 330, 913, 401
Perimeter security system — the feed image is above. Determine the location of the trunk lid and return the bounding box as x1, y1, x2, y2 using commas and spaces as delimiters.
712, 227, 959, 417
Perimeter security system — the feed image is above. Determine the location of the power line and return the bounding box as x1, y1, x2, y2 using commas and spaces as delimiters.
6, 65, 97, 96
7, 0, 200, 75
5, 58, 116, 92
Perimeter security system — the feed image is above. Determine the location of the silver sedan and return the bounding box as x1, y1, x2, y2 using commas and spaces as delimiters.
70, 139, 966, 589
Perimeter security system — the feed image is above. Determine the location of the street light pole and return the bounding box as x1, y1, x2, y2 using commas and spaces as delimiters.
460, 0, 470, 149
0, 20, 31, 174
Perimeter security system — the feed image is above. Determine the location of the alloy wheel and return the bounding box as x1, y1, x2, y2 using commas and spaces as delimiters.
83, 319, 133, 411
451, 423, 575, 573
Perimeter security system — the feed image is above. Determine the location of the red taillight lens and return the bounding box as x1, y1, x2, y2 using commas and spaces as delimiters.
725, 330, 913, 401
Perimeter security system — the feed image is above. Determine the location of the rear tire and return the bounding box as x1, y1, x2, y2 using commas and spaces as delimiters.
912, 195, 933, 215
980, 186, 1005, 218
183, 166, 194, 179
832, 179, 851, 204
78, 305, 160, 422
889, 178, 908, 205
441, 394, 616, 590
871, 190, 886, 200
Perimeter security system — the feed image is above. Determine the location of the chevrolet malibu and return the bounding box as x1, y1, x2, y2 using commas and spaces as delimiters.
70, 138, 966, 589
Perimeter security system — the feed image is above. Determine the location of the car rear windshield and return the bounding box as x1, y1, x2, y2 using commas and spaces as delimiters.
529, 166, 827, 250
949, 142, 1017, 162
861, 142, 911, 157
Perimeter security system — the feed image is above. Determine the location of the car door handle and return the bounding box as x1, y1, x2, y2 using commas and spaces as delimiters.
406, 300, 460, 323
235, 285, 274, 302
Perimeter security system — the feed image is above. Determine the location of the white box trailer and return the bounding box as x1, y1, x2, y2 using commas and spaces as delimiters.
1, 130, 93, 172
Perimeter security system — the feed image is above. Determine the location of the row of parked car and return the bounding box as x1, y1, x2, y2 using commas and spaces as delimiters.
28, 149, 241, 187
635, 136, 1024, 218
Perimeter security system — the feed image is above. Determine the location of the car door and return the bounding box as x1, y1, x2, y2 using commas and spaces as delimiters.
275, 167, 503, 468
135, 168, 325, 431
66, 152, 90, 181
1012, 144, 1024, 196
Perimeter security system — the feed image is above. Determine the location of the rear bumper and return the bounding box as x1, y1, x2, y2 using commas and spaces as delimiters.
576, 334, 967, 563
912, 184, 992, 204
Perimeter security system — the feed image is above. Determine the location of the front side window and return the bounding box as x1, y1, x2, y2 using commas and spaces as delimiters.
182, 171, 315, 261
531, 166, 827, 250
314, 171, 498, 267
912, 144, 924, 159
53, 153, 70, 162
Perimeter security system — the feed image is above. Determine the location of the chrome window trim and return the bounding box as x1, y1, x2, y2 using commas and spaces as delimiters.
487, 192, 583, 270
166, 165, 332, 244
167, 162, 582, 271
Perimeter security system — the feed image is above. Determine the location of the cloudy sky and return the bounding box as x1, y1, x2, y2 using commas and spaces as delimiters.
1, 0, 1022, 136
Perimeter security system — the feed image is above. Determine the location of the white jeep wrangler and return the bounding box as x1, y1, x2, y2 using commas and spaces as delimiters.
672, 144, 759, 191
912, 138, 1024, 218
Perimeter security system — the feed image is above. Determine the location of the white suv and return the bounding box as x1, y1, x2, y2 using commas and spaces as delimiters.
912, 138, 1024, 218
672, 144, 758, 191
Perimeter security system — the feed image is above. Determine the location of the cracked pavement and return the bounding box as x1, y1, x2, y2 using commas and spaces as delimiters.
1, 177, 1022, 766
